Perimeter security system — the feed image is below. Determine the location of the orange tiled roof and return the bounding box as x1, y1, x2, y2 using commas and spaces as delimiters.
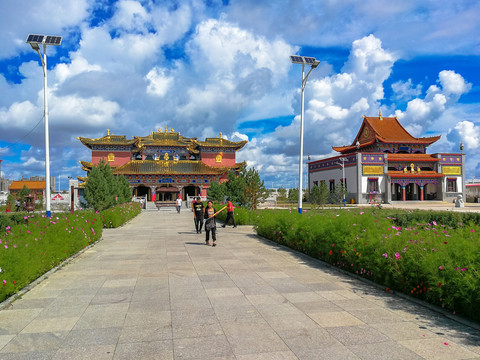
333, 116, 441, 153
9, 180, 45, 190
387, 154, 439, 162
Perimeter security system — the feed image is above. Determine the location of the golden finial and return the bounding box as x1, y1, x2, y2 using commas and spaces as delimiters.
362, 115, 366, 119
107, 129, 110, 136
165, 125, 168, 132
158, 127, 162, 133
219, 132, 223, 139
171, 128, 174, 133
379, 110, 383, 120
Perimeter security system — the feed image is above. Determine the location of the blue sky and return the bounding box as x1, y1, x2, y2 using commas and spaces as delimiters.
0, 0, 479, 189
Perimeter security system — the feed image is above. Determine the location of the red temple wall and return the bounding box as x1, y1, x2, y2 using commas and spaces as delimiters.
92, 151, 131, 167
201, 152, 236, 167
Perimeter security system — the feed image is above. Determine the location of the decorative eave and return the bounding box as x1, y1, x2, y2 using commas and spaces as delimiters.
112, 160, 235, 176
387, 154, 439, 162
196, 138, 247, 150
77, 130, 138, 149
135, 127, 197, 148
388, 171, 444, 178
79, 160, 93, 169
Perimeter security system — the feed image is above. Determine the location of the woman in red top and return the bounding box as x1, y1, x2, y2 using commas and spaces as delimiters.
222, 198, 237, 228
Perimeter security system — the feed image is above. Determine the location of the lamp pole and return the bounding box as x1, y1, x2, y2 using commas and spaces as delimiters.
26, 34, 62, 217
290, 55, 320, 214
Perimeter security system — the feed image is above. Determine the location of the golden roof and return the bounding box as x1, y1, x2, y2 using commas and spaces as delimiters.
195, 137, 247, 150
135, 130, 196, 147
78, 132, 138, 148
113, 160, 233, 175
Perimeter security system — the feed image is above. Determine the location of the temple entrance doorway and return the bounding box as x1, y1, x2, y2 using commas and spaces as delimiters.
183, 185, 199, 199
156, 186, 180, 202
136, 185, 149, 200
406, 183, 420, 200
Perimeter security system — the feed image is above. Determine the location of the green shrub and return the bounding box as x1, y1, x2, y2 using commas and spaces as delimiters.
100, 202, 141, 228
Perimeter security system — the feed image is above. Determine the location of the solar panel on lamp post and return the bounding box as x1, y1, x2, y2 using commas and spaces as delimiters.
290, 55, 320, 214
26, 34, 62, 218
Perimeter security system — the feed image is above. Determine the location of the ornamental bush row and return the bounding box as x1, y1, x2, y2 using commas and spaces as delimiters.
0, 202, 141, 303
228, 206, 479, 323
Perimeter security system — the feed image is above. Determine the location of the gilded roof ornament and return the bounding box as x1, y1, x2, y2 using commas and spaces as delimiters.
171, 128, 174, 133
379, 110, 383, 120
165, 125, 168, 132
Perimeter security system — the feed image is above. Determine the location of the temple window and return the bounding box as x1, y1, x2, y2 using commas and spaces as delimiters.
329, 179, 335, 192
447, 178, 457, 192
368, 178, 379, 193
107, 153, 115, 162
313, 181, 318, 187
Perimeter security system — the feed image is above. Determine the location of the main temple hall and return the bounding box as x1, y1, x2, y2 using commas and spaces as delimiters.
78, 127, 247, 202
308, 113, 466, 204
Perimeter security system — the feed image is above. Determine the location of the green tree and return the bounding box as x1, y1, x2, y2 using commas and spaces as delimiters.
225, 167, 246, 205
277, 187, 287, 200
330, 183, 347, 204
19, 185, 30, 203
243, 167, 268, 210
83, 159, 131, 211
207, 181, 226, 202
288, 188, 299, 202
310, 182, 329, 209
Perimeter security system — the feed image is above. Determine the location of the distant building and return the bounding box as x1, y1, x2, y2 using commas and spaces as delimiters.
466, 179, 480, 203
9, 180, 46, 202
308, 113, 465, 204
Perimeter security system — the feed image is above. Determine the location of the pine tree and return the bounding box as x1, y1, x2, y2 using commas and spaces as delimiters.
243, 167, 268, 210
83, 159, 131, 211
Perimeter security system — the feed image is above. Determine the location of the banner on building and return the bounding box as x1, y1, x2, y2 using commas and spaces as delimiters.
363, 166, 383, 175
442, 166, 461, 175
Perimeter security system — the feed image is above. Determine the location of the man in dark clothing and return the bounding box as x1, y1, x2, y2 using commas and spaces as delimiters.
222, 198, 237, 228
192, 197, 204, 233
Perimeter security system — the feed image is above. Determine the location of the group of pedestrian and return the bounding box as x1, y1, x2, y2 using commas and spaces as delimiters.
191, 197, 236, 247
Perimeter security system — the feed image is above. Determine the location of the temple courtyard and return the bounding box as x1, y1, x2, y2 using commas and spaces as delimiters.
0, 209, 479, 359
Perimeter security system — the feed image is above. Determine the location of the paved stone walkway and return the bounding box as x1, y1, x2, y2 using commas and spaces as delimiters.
1, 210, 479, 359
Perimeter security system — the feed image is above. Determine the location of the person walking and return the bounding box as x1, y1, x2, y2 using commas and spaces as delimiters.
176, 196, 182, 213
222, 198, 237, 228
192, 197, 204, 234
204, 201, 219, 246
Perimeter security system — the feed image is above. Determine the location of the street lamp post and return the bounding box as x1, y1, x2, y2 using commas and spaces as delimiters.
290, 55, 320, 214
336, 157, 347, 206
26, 34, 62, 217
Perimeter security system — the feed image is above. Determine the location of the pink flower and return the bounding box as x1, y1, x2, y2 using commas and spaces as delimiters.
394, 252, 401, 259
432, 221, 437, 226
461, 268, 468, 271
470, 229, 475, 233
382, 253, 388, 258
439, 266, 445, 270
2, 280, 6, 285
5, 226, 10, 230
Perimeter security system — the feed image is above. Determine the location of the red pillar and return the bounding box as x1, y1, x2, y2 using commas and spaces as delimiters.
402, 186, 406, 202
420, 186, 424, 201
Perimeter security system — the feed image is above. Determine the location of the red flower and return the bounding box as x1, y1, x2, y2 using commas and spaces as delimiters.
328, 250, 333, 255
438, 282, 443, 287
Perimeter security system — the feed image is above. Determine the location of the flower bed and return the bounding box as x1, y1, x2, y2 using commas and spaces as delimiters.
242, 207, 479, 323
0, 202, 141, 303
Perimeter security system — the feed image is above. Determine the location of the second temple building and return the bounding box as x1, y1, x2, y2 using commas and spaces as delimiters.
308, 113, 466, 204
